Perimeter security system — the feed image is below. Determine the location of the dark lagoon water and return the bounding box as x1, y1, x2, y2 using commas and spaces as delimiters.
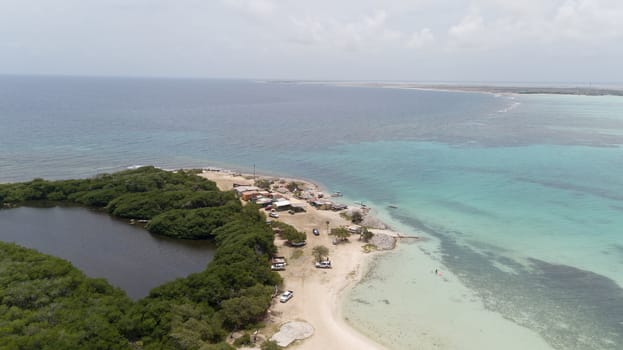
0, 206, 214, 299
1, 76, 623, 349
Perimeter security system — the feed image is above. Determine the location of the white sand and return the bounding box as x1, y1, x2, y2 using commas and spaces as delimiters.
200, 170, 386, 349
270, 321, 314, 347
199, 169, 552, 350
270, 209, 385, 350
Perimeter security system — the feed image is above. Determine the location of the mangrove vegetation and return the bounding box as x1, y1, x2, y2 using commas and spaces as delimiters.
0, 167, 282, 349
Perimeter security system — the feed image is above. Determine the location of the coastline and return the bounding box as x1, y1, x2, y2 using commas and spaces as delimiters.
3, 75, 620, 349
276, 80, 623, 97
199, 168, 393, 349
3, 165, 558, 349
199, 167, 556, 350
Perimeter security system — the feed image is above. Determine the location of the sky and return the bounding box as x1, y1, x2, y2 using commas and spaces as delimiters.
1, 0, 622, 83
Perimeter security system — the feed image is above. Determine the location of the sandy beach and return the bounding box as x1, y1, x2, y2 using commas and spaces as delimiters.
200, 169, 389, 349
199, 169, 557, 350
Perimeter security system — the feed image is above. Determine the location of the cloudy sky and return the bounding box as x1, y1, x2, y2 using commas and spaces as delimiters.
1, 0, 622, 82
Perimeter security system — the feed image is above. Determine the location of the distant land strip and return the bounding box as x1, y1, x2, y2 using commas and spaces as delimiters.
269, 80, 623, 97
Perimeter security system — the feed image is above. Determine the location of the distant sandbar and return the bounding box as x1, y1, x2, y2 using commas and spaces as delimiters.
270, 80, 623, 97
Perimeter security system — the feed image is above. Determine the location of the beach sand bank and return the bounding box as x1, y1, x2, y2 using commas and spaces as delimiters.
200, 169, 388, 349
199, 169, 553, 350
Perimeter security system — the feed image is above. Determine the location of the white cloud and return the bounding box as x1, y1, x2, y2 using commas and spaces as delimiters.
551, 0, 623, 42
448, 13, 485, 48
443, 0, 623, 50
222, 0, 275, 18
1, 0, 622, 81
288, 10, 437, 52
407, 28, 434, 49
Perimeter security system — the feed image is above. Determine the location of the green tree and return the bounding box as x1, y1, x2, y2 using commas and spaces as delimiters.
254, 179, 272, 190
330, 227, 351, 242
311, 245, 329, 262
361, 227, 374, 242
261, 340, 282, 350
285, 181, 299, 193
219, 293, 271, 330
0, 242, 133, 350
350, 210, 363, 224
233, 333, 252, 347
282, 230, 307, 244
199, 343, 236, 350
272, 222, 306, 244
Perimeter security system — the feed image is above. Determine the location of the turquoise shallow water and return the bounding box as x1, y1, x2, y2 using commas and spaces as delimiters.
308, 141, 623, 349
311, 141, 623, 285
1, 77, 623, 349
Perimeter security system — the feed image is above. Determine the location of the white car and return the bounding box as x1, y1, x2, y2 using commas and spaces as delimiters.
269, 212, 280, 218
280, 290, 294, 303
315, 260, 332, 269
271, 263, 286, 271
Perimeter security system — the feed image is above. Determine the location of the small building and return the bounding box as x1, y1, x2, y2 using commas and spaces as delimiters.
255, 197, 273, 207
311, 200, 333, 210
273, 200, 292, 211
234, 186, 260, 196
290, 203, 307, 213
272, 193, 287, 200
241, 191, 260, 201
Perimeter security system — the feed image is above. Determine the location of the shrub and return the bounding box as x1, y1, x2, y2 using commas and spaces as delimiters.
233, 333, 252, 347
351, 210, 363, 224
254, 179, 272, 190
261, 340, 281, 350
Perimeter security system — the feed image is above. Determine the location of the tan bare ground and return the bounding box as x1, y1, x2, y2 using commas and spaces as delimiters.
199, 170, 386, 350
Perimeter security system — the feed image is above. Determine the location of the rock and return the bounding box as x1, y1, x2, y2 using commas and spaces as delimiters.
369, 232, 396, 250
360, 215, 388, 229
270, 321, 314, 347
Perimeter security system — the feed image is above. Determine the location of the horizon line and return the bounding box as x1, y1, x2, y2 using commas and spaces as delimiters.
1, 73, 622, 87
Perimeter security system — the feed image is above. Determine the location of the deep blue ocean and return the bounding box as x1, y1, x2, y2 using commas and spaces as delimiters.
1, 76, 622, 349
